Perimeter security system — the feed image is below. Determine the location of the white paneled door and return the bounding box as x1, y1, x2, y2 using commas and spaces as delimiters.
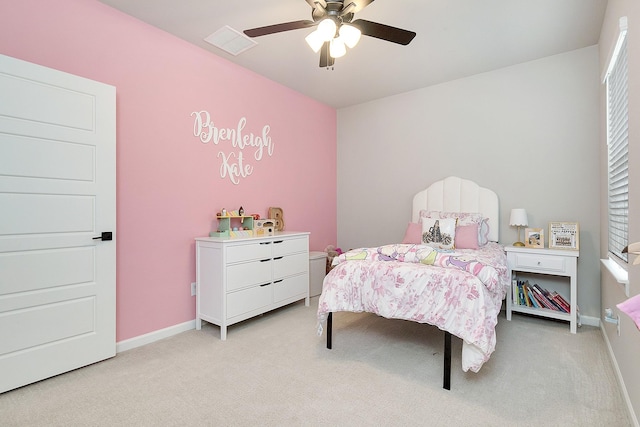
0, 54, 116, 393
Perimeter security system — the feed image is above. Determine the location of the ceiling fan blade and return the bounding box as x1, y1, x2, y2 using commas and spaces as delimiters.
244, 20, 316, 38
343, 0, 374, 15
319, 41, 335, 68
305, 0, 327, 9
351, 19, 416, 45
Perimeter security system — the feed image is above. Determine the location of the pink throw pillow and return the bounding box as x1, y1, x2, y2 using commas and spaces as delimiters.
455, 224, 479, 249
402, 222, 422, 244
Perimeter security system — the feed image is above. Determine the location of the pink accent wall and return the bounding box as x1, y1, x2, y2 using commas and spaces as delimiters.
0, 0, 337, 341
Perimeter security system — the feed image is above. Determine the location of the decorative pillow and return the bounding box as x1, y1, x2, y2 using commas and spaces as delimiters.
421, 210, 490, 246
421, 210, 483, 226
402, 222, 422, 244
479, 218, 491, 246
455, 223, 479, 249
421, 218, 457, 249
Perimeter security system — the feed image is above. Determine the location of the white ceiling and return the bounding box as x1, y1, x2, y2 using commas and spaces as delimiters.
97, 0, 607, 109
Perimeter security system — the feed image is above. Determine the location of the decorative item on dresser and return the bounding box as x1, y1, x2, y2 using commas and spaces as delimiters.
509, 208, 528, 247
505, 245, 579, 333
269, 207, 285, 231
195, 231, 310, 340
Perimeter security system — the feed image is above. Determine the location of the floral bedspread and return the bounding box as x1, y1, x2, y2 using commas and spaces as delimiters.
317, 242, 509, 373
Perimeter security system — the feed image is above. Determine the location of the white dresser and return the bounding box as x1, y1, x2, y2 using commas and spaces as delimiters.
195, 232, 310, 339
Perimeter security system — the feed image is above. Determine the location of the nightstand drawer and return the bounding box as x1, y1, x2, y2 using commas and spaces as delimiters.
512, 253, 566, 273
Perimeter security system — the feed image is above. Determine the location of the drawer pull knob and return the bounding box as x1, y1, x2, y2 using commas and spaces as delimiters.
259, 242, 272, 245
274, 279, 283, 284
259, 283, 270, 287
260, 258, 271, 262
274, 256, 283, 260
274, 240, 284, 244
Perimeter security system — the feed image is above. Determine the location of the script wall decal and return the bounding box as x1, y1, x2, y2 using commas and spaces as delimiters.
191, 111, 274, 184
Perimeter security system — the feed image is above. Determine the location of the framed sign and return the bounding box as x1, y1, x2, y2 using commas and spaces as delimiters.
549, 222, 579, 250
524, 228, 544, 249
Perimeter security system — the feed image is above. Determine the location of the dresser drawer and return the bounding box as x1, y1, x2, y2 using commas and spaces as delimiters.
227, 283, 272, 318
226, 242, 272, 263
512, 253, 566, 273
227, 259, 272, 291
272, 237, 308, 257
273, 252, 308, 279
274, 274, 308, 302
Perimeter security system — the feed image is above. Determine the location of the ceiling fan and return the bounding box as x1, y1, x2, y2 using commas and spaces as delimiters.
243, 0, 416, 68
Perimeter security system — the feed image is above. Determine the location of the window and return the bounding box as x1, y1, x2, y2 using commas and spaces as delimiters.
605, 18, 629, 263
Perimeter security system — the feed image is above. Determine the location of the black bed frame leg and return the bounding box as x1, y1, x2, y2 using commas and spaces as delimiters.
443, 331, 451, 390
326, 312, 332, 349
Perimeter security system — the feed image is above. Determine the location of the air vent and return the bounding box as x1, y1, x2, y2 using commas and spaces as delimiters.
204, 25, 257, 56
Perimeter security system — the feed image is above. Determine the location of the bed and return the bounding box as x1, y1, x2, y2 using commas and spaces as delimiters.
317, 176, 509, 390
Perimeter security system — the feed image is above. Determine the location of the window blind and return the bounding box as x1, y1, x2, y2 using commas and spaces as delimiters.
606, 35, 629, 262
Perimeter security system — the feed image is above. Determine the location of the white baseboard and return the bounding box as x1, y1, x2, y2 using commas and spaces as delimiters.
116, 320, 196, 353
600, 322, 640, 427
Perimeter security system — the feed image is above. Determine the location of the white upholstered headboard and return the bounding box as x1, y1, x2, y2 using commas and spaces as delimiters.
411, 176, 499, 242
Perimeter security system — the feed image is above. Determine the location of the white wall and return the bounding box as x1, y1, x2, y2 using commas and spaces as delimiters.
599, 0, 640, 423
337, 46, 600, 316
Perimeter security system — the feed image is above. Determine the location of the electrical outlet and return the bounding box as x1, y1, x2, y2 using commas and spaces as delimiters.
191, 282, 197, 296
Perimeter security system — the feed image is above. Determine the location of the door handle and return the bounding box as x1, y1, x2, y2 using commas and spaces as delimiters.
92, 232, 113, 241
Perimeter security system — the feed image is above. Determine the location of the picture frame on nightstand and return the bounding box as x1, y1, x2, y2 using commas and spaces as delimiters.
549, 221, 579, 250
524, 228, 544, 248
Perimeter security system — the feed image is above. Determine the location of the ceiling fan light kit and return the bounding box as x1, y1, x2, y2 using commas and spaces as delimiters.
339, 24, 361, 48
329, 37, 346, 58
243, 0, 416, 68
305, 30, 325, 52
306, 19, 360, 58
317, 18, 337, 41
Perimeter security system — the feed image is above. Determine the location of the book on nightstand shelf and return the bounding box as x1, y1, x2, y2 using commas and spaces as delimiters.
513, 280, 570, 313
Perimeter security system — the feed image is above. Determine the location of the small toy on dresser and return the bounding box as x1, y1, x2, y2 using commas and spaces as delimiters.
210, 206, 254, 238
255, 219, 275, 236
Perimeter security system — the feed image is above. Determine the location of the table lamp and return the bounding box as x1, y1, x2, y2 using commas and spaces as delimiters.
509, 208, 528, 247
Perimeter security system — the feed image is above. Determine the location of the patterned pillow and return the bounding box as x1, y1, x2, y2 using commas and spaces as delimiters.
479, 218, 491, 246
421, 217, 457, 249
420, 210, 490, 246
421, 210, 483, 226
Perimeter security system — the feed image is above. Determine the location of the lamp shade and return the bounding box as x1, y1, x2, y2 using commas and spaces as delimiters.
509, 208, 528, 227
317, 18, 337, 42
339, 24, 361, 48
329, 37, 346, 58
305, 30, 324, 53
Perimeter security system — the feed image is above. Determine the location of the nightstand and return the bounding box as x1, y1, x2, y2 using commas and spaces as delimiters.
505, 245, 579, 333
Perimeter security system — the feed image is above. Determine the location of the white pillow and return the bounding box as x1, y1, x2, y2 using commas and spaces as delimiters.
421, 218, 457, 249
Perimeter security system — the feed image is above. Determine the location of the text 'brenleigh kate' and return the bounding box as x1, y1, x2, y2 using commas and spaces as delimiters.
191, 111, 274, 184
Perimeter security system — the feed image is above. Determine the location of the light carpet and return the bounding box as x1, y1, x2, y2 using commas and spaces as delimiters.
0, 297, 632, 426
